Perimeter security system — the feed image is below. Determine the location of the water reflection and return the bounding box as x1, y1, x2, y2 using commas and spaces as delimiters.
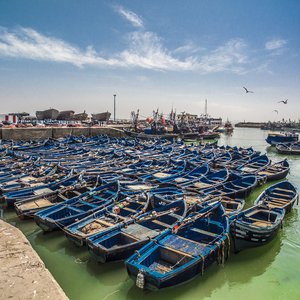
86, 259, 126, 286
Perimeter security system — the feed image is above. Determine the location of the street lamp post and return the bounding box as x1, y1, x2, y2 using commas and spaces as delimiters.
113, 94, 116, 122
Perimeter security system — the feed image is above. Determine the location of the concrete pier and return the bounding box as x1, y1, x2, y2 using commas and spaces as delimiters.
0, 219, 68, 299
0, 126, 126, 141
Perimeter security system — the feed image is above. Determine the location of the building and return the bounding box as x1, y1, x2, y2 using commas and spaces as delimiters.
0, 114, 18, 124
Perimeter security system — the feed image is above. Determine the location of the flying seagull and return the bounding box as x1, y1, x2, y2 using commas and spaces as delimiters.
278, 99, 288, 104
273, 110, 278, 114
243, 87, 254, 93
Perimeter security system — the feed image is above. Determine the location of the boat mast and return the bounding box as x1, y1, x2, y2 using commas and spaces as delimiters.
113, 94, 116, 122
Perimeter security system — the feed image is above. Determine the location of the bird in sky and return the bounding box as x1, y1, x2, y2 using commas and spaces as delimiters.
278, 99, 288, 104
273, 110, 278, 114
243, 87, 254, 93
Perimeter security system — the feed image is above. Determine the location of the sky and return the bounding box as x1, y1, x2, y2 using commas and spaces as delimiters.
0, 0, 299, 122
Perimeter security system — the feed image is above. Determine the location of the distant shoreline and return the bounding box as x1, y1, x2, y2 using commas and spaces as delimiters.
235, 122, 264, 128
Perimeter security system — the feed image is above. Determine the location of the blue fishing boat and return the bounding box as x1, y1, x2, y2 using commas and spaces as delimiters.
14, 176, 101, 219
0, 164, 62, 193
256, 159, 290, 181
34, 181, 119, 232
230, 205, 285, 252
140, 160, 186, 182
63, 192, 151, 246
201, 196, 245, 217
235, 154, 270, 175
147, 184, 184, 208
275, 142, 300, 155
87, 200, 187, 263
2, 172, 80, 207
179, 168, 229, 189
188, 175, 257, 199
125, 201, 229, 290
254, 181, 298, 214
164, 163, 210, 185
266, 132, 298, 146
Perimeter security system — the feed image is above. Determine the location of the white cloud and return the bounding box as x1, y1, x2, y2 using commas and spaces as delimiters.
265, 39, 287, 50
0, 27, 119, 67
173, 42, 206, 54
115, 6, 144, 29
198, 39, 249, 74
0, 27, 252, 73
119, 31, 196, 70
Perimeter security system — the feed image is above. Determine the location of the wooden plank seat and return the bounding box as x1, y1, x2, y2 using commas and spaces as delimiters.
271, 192, 291, 198
258, 171, 276, 175
19, 198, 52, 210
193, 182, 212, 189
108, 213, 127, 220
127, 184, 153, 191
273, 188, 292, 194
265, 203, 283, 209
153, 172, 171, 179
247, 217, 273, 227
30, 182, 45, 187
122, 207, 137, 213
274, 187, 292, 192
94, 219, 114, 227
161, 235, 207, 257
33, 188, 53, 195
251, 221, 273, 227
191, 228, 219, 237
152, 219, 170, 227
162, 246, 194, 258
175, 177, 188, 183
269, 196, 291, 203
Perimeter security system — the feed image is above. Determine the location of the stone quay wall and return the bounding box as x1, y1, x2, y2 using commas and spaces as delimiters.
0, 127, 126, 141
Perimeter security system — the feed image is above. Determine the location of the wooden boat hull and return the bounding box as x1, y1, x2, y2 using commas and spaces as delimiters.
266, 133, 298, 146
257, 159, 290, 182
126, 247, 219, 290
63, 193, 150, 246
87, 200, 187, 263
230, 206, 285, 252
91, 112, 111, 122
231, 218, 281, 252
254, 181, 298, 214
34, 181, 119, 232
125, 202, 229, 290
275, 143, 300, 155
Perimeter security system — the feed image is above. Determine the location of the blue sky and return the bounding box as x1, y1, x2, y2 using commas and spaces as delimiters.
0, 0, 299, 121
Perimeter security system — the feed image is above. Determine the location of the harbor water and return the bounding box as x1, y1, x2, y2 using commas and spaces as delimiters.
3, 128, 300, 300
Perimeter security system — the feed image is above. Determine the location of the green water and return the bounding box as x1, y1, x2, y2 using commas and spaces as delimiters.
3, 128, 300, 300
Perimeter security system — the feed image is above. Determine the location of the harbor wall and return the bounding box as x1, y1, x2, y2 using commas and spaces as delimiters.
0, 127, 126, 140
0, 219, 68, 299
235, 122, 264, 128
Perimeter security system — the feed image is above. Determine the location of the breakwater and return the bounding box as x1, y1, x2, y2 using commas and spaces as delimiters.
234, 122, 264, 128
0, 127, 126, 140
